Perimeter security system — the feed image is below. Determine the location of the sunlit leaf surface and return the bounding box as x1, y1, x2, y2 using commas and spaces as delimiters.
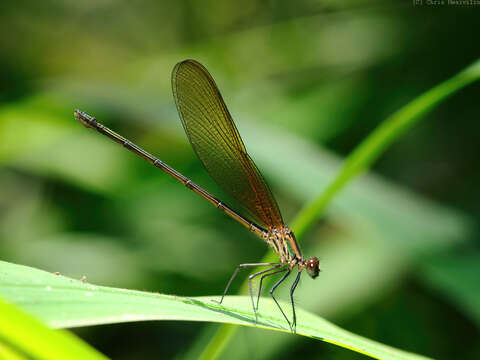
0, 260, 431, 360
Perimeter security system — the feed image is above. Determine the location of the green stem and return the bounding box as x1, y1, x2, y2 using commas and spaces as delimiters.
198, 324, 238, 360
198, 58, 480, 360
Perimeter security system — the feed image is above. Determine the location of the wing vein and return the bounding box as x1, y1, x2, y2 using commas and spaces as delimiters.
171, 60, 284, 228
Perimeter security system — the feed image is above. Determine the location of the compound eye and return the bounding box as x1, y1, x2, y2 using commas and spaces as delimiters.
305, 257, 319, 279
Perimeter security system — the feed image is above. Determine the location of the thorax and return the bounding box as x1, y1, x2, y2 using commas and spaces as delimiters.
263, 226, 303, 269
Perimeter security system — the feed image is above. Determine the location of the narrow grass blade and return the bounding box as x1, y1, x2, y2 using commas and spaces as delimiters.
0, 297, 108, 360
293, 58, 480, 237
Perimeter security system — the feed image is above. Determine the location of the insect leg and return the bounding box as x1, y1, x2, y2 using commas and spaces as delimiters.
290, 272, 302, 334
256, 267, 287, 311
269, 269, 292, 331
247, 264, 282, 324
216, 263, 278, 304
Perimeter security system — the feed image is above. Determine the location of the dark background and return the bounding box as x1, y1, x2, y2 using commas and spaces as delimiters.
0, 1, 479, 359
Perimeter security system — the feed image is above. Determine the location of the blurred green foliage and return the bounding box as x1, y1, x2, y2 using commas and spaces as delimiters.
0, 1, 479, 359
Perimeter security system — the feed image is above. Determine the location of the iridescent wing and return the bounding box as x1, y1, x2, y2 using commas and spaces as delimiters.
172, 59, 283, 229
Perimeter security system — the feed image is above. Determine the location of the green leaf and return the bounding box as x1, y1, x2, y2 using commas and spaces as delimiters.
0, 260, 430, 360
0, 297, 108, 360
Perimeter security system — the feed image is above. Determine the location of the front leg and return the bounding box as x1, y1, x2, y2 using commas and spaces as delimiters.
215, 262, 279, 305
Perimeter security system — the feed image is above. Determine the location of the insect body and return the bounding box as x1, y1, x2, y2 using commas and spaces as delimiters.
75, 59, 320, 332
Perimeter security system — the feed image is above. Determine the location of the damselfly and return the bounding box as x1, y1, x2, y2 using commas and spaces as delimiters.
74, 59, 320, 332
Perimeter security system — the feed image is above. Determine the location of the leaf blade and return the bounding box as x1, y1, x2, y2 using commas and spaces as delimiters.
0, 260, 430, 360
0, 296, 108, 360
